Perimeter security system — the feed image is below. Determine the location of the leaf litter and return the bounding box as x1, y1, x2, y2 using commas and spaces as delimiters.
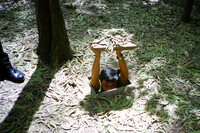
0, 0, 200, 132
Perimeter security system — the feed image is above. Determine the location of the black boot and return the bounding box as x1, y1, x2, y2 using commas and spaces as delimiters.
0, 52, 25, 83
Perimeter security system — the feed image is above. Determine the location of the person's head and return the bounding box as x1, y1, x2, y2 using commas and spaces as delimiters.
100, 67, 119, 91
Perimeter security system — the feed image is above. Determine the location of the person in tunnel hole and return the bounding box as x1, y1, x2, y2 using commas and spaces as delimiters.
90, 49, 129, 93
0, 42, 25, 83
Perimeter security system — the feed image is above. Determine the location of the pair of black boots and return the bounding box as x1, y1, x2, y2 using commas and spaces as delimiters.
0, 44, 25, 83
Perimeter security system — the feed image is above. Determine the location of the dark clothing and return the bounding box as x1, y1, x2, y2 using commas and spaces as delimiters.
0, 42, 25, 83
0, 42, 12, 80
0, 42, 11, 70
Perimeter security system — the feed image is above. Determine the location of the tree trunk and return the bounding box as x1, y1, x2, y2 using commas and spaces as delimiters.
35, 0, 73, 67
181, 0, 195, 22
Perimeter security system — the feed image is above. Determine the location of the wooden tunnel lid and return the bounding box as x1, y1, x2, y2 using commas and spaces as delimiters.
90, 29, 137, 51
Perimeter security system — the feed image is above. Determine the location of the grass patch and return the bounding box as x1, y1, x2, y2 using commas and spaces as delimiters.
80, 93, 134, 116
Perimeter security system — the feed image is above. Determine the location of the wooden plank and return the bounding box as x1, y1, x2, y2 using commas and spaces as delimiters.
90, 43, 137, 51
90, 84, 135, 98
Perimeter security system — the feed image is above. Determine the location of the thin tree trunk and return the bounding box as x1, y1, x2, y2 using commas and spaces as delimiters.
35, 0, 73, 67
181, 0, 195, 22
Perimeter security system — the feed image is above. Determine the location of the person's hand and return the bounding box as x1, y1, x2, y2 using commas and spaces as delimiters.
116, 49, 122, 57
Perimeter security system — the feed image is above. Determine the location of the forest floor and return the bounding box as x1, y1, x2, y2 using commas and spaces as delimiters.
0, 0, 200, 132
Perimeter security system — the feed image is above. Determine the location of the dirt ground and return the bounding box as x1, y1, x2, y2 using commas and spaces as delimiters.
0, 43, 180, 132
1, 0, 199, 132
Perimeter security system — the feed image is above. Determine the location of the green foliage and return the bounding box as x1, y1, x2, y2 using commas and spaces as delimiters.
81, 93, 134, 115
177, 103, 200, 131
145, 94, 170, 120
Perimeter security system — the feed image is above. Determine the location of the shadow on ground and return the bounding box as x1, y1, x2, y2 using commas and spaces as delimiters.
0, 61, 58, 132
80, 91, 134, 116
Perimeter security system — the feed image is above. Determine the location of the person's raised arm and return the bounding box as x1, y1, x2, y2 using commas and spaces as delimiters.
90, 50, 101, 89
116, 50, 128, 86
